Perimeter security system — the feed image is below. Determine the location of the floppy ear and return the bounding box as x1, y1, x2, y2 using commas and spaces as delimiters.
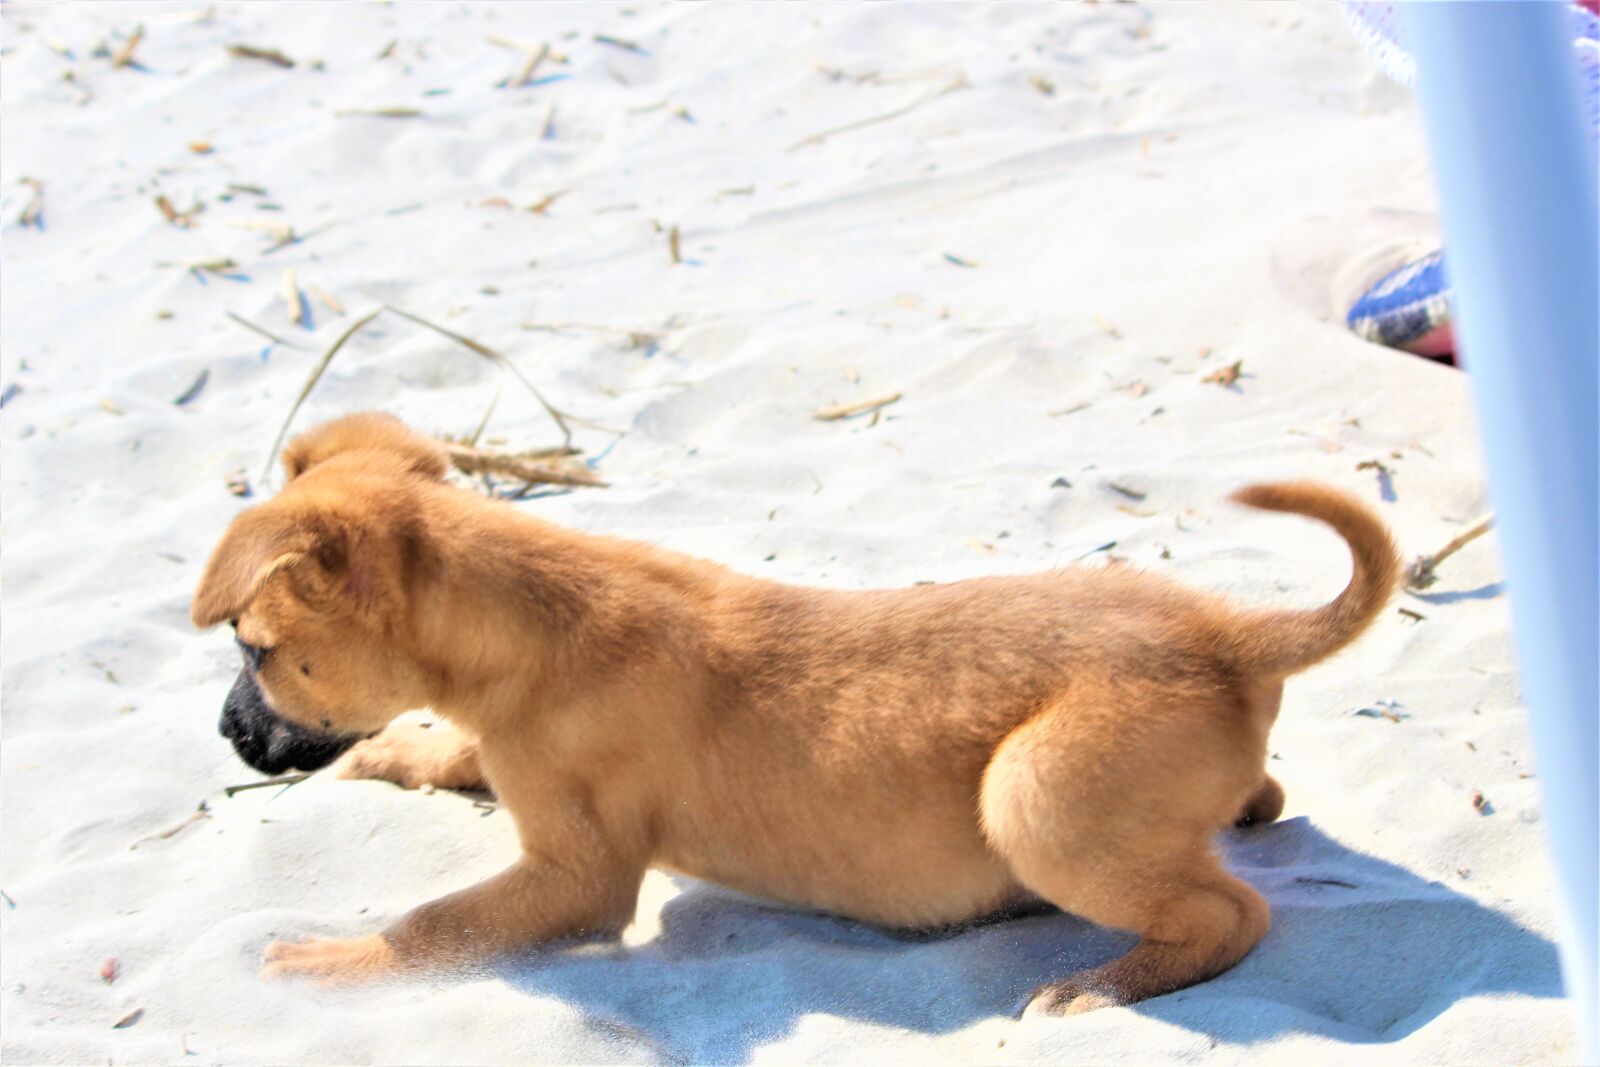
190, 508, 343, 628
282, 412, 449, 482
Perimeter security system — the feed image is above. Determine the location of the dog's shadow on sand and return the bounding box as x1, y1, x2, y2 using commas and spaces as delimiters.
494, 817, 1563, 1063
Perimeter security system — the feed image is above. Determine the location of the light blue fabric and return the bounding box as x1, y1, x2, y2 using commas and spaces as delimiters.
1405, 4, 1599, 1060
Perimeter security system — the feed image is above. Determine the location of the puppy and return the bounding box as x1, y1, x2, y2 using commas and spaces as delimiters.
192, 413, 1397, 1014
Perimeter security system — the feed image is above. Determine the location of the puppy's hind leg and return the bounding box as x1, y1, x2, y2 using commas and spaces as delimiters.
980, 691, 1271, 1015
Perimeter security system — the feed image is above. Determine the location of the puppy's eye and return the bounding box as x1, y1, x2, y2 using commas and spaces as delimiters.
236, 635, 272, 672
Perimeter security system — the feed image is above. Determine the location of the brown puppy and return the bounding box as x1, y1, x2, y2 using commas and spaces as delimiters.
192, 413, 1398, 1014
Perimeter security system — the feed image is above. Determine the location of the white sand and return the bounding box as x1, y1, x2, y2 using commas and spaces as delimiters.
0, 2, 1576, 1063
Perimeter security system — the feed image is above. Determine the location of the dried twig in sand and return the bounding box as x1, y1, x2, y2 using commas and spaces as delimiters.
262, 306, 593, 482
1405, 514, 1495, 590
16, 178, 44, 227
281, 268, 305, 325
112, 25, 145, 68
440, 441, 605, 488
789, 76, 967, 152
594, 33, 646, 54
813, 393, 902, 421
498, 41, 550, 88
1202, 359, 1243, 387
155, 194, 201, 228
668, 225, 682, 264
261, 307, 384, 480
307, 284, 344, 315
226, 43, 294, 67
130, 802, 211, 849
334, 106, 422, 118
224, 773, 311, 797
225, 310, 305, 349
382, 304, 579, 446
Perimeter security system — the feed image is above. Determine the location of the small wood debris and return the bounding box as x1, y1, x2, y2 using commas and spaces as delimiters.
112, 1008, 144, 1029
129, 800, 212, 849
16, 178, 44, 228
334, 107, 422, 118
1048, 400, 1092, 417
789, 75, 967, 152
154, 194, 200, 228
375, 38, 398, 60
223, 773, 310, 797
1353, 699, 1408, 723
100, 958, 120, 984
594, 33, 646, 54
307, 285, 343, 315
813, 393, 902, 421
226, 43, 294, 67
1028, 75, 1055, 95
1202, 359, 1243, 387
1471, 790, 1489, 814
506, 41, 550, 88
224, 310, 302, 349
1072, 540, 1117, 562
281, 269, 305, 325
225, 470, 252, 497
1405, 514, 1495, 590
668, 225, 681, 264
1105, 482, 1147, 502
526, 190, 565, 214
187, 141, 214, 154
1397, 606, 1426, 623
172, 368, 209, 406
440, 440, 605, 488
191, 258, 238, 278
111, 25, 145, 69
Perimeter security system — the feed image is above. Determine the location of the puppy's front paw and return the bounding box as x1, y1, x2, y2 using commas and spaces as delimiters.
334, 725, 482, 791
1019, 979, 1120, 1018
335, 736, 430, 789
261, 933, 401, 985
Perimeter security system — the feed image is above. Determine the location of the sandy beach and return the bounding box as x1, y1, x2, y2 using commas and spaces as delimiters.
0, 2, 1576, 1063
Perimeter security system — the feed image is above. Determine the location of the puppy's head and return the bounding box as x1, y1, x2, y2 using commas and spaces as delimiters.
194, 415, 448, 759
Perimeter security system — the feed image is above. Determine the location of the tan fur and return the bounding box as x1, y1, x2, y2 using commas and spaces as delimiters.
195, 414, 1399, 1012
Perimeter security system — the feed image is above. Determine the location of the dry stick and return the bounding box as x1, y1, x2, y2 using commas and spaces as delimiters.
281, 269, 304, 325
224, 773, 311, 797
227, 43, 294, 67
17, 178, 44, 227
789, 76, 967, 152
814, 393, 902, 421
439, 441, 606, 488
112, 25, 145, 68
335, 107, 422, 118
1406, 513, 1496, 590
381, 304, 577, 447
511, 41, 549, 87
225, 310, 305, 350
130, 806, 210, 849
466, 376, 503, 447
260, 307, 384, 482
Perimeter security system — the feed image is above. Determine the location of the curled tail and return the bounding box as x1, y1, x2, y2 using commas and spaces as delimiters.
1226, 481, 1400, 676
